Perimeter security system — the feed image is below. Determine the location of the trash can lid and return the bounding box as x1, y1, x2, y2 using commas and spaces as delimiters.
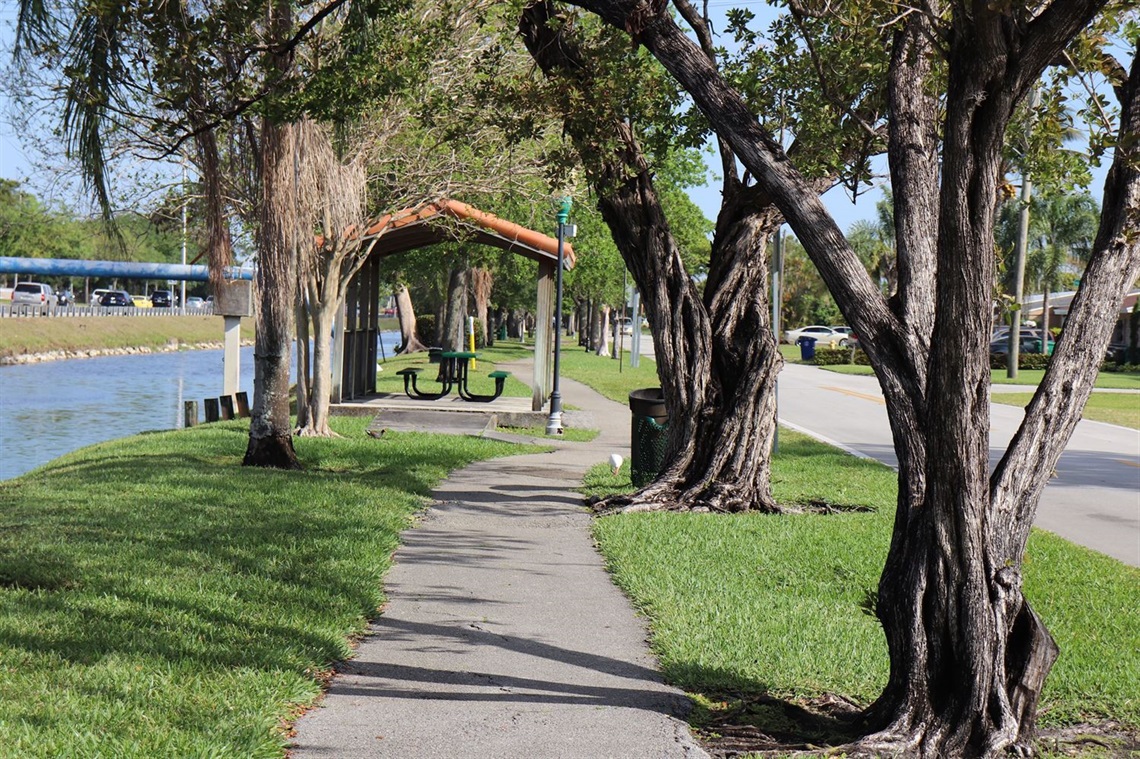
629, 387, 666, 418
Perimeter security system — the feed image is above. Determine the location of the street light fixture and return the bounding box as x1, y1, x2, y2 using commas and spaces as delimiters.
546, 197, 572, 436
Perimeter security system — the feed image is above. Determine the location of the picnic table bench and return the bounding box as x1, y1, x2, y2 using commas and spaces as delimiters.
396, 351, 510, 403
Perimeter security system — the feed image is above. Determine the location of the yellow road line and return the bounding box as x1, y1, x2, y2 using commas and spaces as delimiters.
822, 386, 886, 405
1117, 459, 1140, 469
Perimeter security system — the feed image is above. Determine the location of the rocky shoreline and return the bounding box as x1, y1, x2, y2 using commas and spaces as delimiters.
0, 339, 256, 366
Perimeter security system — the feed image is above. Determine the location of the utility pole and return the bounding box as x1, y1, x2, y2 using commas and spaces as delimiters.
1008, 87, 1040, 378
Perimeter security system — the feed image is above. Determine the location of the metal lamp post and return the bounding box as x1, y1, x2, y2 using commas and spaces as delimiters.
545, 197, 572, 435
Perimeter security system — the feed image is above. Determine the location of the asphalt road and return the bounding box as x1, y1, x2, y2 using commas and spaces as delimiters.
776, 362, 1140, 567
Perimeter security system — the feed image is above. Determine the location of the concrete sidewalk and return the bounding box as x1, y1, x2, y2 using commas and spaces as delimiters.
291, 367, 707, 758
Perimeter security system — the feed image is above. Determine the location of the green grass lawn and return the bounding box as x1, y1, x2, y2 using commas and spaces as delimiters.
0, 316, 401, 360
376, 346, 532, 398
585, 431, 1140, 731
991, 392, 1140, 429
0, 418, 534, 757
822, 362, 1140, 390
555, 345, 661, 404
0, 315, 257, 358
989, 367, 1140, 390
498, 425, 600, 442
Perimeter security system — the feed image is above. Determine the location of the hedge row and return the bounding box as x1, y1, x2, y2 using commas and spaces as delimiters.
811, 349, 1134, 375
811, 347, 871, 366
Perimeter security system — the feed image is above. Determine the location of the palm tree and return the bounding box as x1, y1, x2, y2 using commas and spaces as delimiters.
13, 0, 308, 467
1026, 192, 1098, 331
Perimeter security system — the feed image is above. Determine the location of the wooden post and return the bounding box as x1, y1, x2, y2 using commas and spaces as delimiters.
533, 259, 555, 411
235, 391, 251, 418
204, 397, 220, 423
184, 400, 199, 428
219, 395, 235, 420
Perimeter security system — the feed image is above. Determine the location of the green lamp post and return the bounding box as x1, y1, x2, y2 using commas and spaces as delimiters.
545, 197, 572, 435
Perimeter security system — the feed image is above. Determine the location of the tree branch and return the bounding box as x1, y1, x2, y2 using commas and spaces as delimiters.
671, 0, 737, 189
1013, 0, 1108, 95
990, 40, 1140, 559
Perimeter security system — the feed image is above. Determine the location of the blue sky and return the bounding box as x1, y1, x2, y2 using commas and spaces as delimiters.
0, 4, 1107, 238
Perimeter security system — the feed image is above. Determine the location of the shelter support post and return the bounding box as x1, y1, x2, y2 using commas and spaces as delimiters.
533, 259, 556, 411
337, 255, 381, 401
331, 299, 347, 404
223, 316, 242, 397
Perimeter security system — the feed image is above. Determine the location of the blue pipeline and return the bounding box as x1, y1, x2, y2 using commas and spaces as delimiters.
0, 257, 253, 282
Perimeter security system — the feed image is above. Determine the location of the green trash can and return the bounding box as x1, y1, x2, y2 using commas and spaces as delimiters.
629, 388, 669, 487
497, 323, 508, 340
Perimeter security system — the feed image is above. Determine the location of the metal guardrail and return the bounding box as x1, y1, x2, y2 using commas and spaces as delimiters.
0, 305, 215, 318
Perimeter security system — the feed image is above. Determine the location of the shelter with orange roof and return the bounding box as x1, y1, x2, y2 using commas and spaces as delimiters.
333, 200, 575, 411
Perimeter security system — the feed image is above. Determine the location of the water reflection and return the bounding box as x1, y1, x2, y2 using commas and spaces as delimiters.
0, 333, 400, 480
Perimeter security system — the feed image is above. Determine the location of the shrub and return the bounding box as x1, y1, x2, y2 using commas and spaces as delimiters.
473, 318, 487, 349
416, 315, 437, 346
811, 347, 869, 366
1101, 361, 1140, 374
990, 352, 1051, 370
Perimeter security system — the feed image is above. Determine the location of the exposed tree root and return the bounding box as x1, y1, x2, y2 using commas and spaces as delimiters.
694, 692, 1138, 759
294, 425, 343, 438
588, 477, 782, 514
242, 434, 302, 469
396, 337, 428, 355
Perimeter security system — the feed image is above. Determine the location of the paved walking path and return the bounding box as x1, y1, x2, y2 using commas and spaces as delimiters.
291, 364, 707, 758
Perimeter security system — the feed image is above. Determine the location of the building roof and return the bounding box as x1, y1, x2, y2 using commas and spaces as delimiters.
359, 199, 575, 268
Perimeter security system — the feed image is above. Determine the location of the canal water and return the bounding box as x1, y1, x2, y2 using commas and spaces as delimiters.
0, 333, 401, 480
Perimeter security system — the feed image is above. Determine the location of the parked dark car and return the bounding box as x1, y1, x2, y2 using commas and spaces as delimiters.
150, 290, 175, 308
990, 335, 1055, 355
98, 290, 134, 308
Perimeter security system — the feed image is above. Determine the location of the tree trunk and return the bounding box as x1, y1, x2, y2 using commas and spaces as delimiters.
521, 0, 781, 513
295, 293, 312, 431
298, 286, 337, 437
596, 173, 783, 513
245, 116, 301, 470
394, 283, 428, 354
554, 0, 1125, 752
470, 267, 492, 347
594, 304, 611, 357
441, 266, 467, 352
243, 1, 300, 470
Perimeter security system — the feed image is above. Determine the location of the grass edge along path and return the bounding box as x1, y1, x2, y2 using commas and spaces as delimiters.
0, 417, 538, 758
583, 430, 1139, 745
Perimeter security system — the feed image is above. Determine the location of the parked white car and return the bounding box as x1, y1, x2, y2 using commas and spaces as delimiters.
783, 325, 851, 347
10, 282, 57, 315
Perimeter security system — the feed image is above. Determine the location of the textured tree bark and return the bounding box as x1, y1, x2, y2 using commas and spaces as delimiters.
469, 267, 492, 347
244, 115, 300, 470
554, 0, 1126, 752
294, 295, 311, 431
296, 268, 339, 438
394, 283, 428, 354
441, 265, 467, 352
593, 167, 782, 513
594, 304, 612, 357
521, 0, 781, 513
